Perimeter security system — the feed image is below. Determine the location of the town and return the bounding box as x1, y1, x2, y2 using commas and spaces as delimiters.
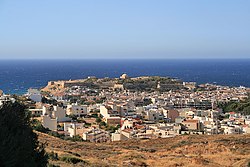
1, 74, 250, 143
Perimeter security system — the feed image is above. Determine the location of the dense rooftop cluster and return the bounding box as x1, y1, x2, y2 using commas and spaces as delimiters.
1, 75, 250, 143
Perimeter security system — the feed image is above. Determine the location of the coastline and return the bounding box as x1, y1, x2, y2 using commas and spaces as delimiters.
1, 59, 250, 95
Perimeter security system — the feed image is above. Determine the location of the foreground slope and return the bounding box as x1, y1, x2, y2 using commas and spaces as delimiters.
37, 132, 250, 167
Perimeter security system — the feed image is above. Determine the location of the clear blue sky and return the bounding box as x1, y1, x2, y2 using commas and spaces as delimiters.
0, 0, 250, 59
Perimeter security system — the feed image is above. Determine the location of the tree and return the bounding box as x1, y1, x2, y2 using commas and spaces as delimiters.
95, 117, 102, 123
0, 102, 48, 167
41, 97, 57, 105
218, 94, 250, 115
31, 119, 49, 133
99, 121, 106, 127
105, 125, 119, 133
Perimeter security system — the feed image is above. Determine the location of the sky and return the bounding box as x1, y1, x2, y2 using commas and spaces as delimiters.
0, 0, 250, 59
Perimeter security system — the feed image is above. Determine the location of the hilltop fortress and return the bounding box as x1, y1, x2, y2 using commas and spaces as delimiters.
42, 74, 186, 93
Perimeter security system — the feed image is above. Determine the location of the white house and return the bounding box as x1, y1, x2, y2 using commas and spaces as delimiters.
64, 122, 85, 137
0, 95, 15, 106
27, 88, 42, 102
111, 129, 131, 141
82, 128, 110, 142
100, 105, 111, 118
42, 115, 57, 131
145, 109, 164, 121
42, 105, 71, 122
66, 103, 88, 116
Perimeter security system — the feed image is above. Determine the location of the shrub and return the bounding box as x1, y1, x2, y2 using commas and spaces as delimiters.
96, 117, 102, 123
31, 119, 50, 133
48, 164, 60, 167
67, 151, 81, 157
60, 156, 86, 164
48, 151, 59, 160
66, 135, 83, 142
99, 121, 106, 127
105, 125, 119, 133
48, 131, 64, 138
140, 148, 156, 153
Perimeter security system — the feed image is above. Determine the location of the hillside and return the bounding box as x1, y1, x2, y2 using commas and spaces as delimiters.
37, 132, 250, 167
41, 76, 184, 95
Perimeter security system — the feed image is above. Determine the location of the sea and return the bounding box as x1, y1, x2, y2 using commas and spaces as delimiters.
0, 59, 250, 95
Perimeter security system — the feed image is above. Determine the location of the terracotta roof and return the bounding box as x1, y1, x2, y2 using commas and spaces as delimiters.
183, 119, 199, 123
122, 129, 133, 133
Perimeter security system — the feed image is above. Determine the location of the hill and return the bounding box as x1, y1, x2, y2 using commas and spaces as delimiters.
41, 76, 184, 94
37, 132, 250, 167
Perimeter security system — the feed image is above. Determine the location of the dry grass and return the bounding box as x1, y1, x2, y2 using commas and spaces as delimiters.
37, 132, 250, 167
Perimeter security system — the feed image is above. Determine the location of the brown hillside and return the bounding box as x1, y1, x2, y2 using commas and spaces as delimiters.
37, 132, 250, 167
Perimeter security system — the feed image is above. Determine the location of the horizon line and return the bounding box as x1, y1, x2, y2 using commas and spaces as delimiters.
0, 58, 250, 61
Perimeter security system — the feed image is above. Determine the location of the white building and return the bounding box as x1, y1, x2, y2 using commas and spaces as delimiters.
222, 125, 242, 134
29, 108, 43, 117
82, 128, 110, 142
120, 73, 129, 79
27, 88, 42, 102
145, 109, 164, 121
64, 122, 85, 137
66, 103, 88, 116
41, 105, 71, 131
42, 115, 57, 131
111, 130, 131, 141
0, 95, 16, 106
100, 105, 113, 117
42, 105, 71, 122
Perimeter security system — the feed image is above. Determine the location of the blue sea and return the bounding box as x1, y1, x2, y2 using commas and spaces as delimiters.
0, 59, 250, 95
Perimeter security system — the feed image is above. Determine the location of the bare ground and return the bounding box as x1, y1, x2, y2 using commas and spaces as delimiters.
37, 132, 250, 167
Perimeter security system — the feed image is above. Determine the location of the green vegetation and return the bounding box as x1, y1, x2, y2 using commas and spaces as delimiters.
99, 121, 107, 127
143, 98, 153, 106
41, 97, 58, 105
122, 76, 183, 92
0, 102, 48, 166
48, 151, 59, 161
70, 135, 84, 142
66, 151, 81, 157
67, 114, 78, 120
105, 125, 120, 133
218, 95, 250, 115
31, 119, 50, 133
47, 131, 83, 142
90, 113, 98, 118
48, 131, 63, 138
31, 118, 84, 142
47, 164, 60, 167
96, 117, 102, 123
60, 156, 86, 164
